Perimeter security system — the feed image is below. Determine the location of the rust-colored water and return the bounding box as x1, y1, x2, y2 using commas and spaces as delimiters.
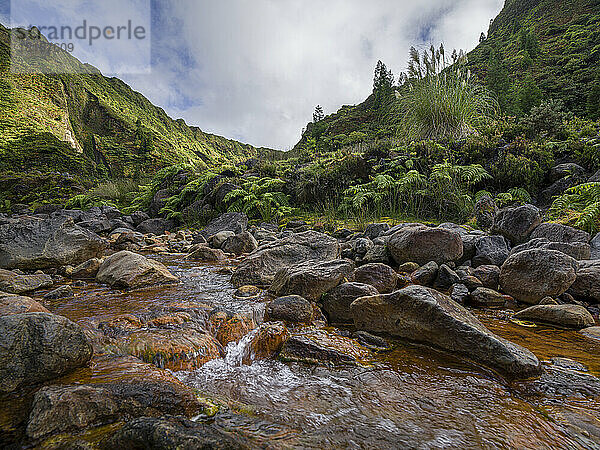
26, 255, 600, 448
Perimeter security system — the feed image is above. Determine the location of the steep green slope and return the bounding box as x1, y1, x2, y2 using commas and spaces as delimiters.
0, 24, 276, 181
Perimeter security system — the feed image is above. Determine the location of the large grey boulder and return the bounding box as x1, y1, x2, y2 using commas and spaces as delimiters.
569, 260, 600, 302
530, 223, 590, 244
96, 251, 179, 290
265, 295, 313, 324
199, 212, 248, 239
492, 204, 541, 244
0, 313, 93, 393
323, 282, 379, 323
387, 226, 463, 265
511, 238, 591, 261
0, 217, 106, 270
350, 286, 542, 379
0, 292, 49, 316
268, 259, 354, 302
500, 249, 578, 304
221, 231, 258, 255
513, 305, 595, 329
231, 231, 340, 287
353, 263, 398, 293
474, 195, 498, 230
591, 233, 600, 259
0, 269, 53, 294
136, 218, 175, 235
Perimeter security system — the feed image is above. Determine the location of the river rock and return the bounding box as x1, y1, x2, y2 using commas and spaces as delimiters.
569, 260, 600, 302
353, 263, 397, 294
472, 265, 500, 290
231, 231, 340, 287
199, 212, 248, 238
360, 244, 392, 265
96, 251, 178, 290
0, 269, 53, 294
499, 249, 578, 304
0, 312, 93, 393
492, 204, 541, 244
26, 376, 203, 441
388, 226, 463, 265
0, 217, 106, 270
511, 238, 591, 261
208, 310, 255, 346
279, 328, 371, 365
513, 304, 595, 329
450, 283, 470, 304
472, 235, 510, 267
0, 292, 49, 316
433, 264, 460, 290
469, 287, 511, 308
208, 231, 235, 249
269, 259, 354, 302
246, 322, 290, 363
233, 285, 261, 299
121, 329, 223, 371
70, 257, 103, 280
580, 326, 600, 341
136, 218, 175, 235
323, 282, 379, 323
265, 295, 313, 324
43, 285, 74, 300
221, 231, 258, 255
186, 245, 227, 262
103, 415, 248, 449
530, 222, 590, 244
474, 195, 498, 230
411, 261, 439, 286
364, 223, 390, 240
350, 285, 542, 379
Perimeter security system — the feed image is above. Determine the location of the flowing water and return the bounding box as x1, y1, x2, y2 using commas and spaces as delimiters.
31, 255, 600, 448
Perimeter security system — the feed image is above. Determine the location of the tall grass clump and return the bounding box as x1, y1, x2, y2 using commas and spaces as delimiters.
398, 45, 498, 141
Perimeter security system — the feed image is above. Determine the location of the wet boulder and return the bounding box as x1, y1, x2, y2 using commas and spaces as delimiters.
433, 264, 460, 291
279, 328, 371, 365
0, 269, 53, 294
208, 231, 235, 249
569, 260, 600, 302
450, 283, 470, 304
580, 326, 600, 341
269, 259, 354, 302
246, 322, 290, 363
0, 217, 106, 270
499, 249, 578, 304
221, 231, 258, 255
199, 212, 248, 239
468, 287, 511, 308
491, 204, 541, 245
71, 258, 102, 279
350, 285, 542, 379
353, 263, 397, 294
186, 245, 227, 262
530, 223, 590, 244
265, 295, 313, 324
0, 292, 49, 316
474, 195, 498, 230
323, 282, 379, 323
513, 305, 595, 329
0, 312, 93, 393
43, 285, 74, 300
96, 251, 179, 290
410, 261, 439, 286
472, 265, 500, 290
232, 231, 340, 287
388, 226, 463, 266
208, 310, 255, 346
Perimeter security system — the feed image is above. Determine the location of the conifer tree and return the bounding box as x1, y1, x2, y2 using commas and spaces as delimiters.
312, 105, 324, 123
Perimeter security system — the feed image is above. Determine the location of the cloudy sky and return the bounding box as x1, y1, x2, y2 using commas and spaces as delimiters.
2, 0, 504, 150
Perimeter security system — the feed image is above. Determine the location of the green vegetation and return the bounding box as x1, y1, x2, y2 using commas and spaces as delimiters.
550, 182, 600, 232
225, 177, 295, 223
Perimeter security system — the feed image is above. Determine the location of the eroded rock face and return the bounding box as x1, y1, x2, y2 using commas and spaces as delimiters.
569, 260, 600, 302
323, 282, 379, 323
388, 226, 463, 266
96, 251, 179, 290
0, 312, 93, 393
350, 285, 542, 379
0, 269, 53, 294
0, 217, 106, 270
492, 204, 541, 245
269, 259, 354, 302
232, 231, 340, 288
513, 305, 595, 329
265, 295, 313, 324
0, 292, 49, 316
499, 249, 578, 304
353, 263, 397, 294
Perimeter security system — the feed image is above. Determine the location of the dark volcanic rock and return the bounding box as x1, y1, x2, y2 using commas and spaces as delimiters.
492, 204, 541, 244
323, 282, 379, 323
388, 226, 463, 265
199, 212, 248, 239
353, 263, 398, 294
265, 295, 313, 324
136, 218, 175, 235
0, 217, 106, 270
0, 312, 92, 393
0, 269, 53, 294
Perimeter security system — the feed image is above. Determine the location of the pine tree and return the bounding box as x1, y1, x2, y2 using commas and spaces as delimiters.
518, 76, 543, 115
372, 60, 394, 109
479, 32, 486, 43
313, 105, 324, 123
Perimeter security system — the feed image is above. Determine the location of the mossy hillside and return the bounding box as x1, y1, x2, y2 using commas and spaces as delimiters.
0, 23, 279, 183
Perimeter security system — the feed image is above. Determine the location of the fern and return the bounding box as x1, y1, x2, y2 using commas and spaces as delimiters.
550, 182, 600, 232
